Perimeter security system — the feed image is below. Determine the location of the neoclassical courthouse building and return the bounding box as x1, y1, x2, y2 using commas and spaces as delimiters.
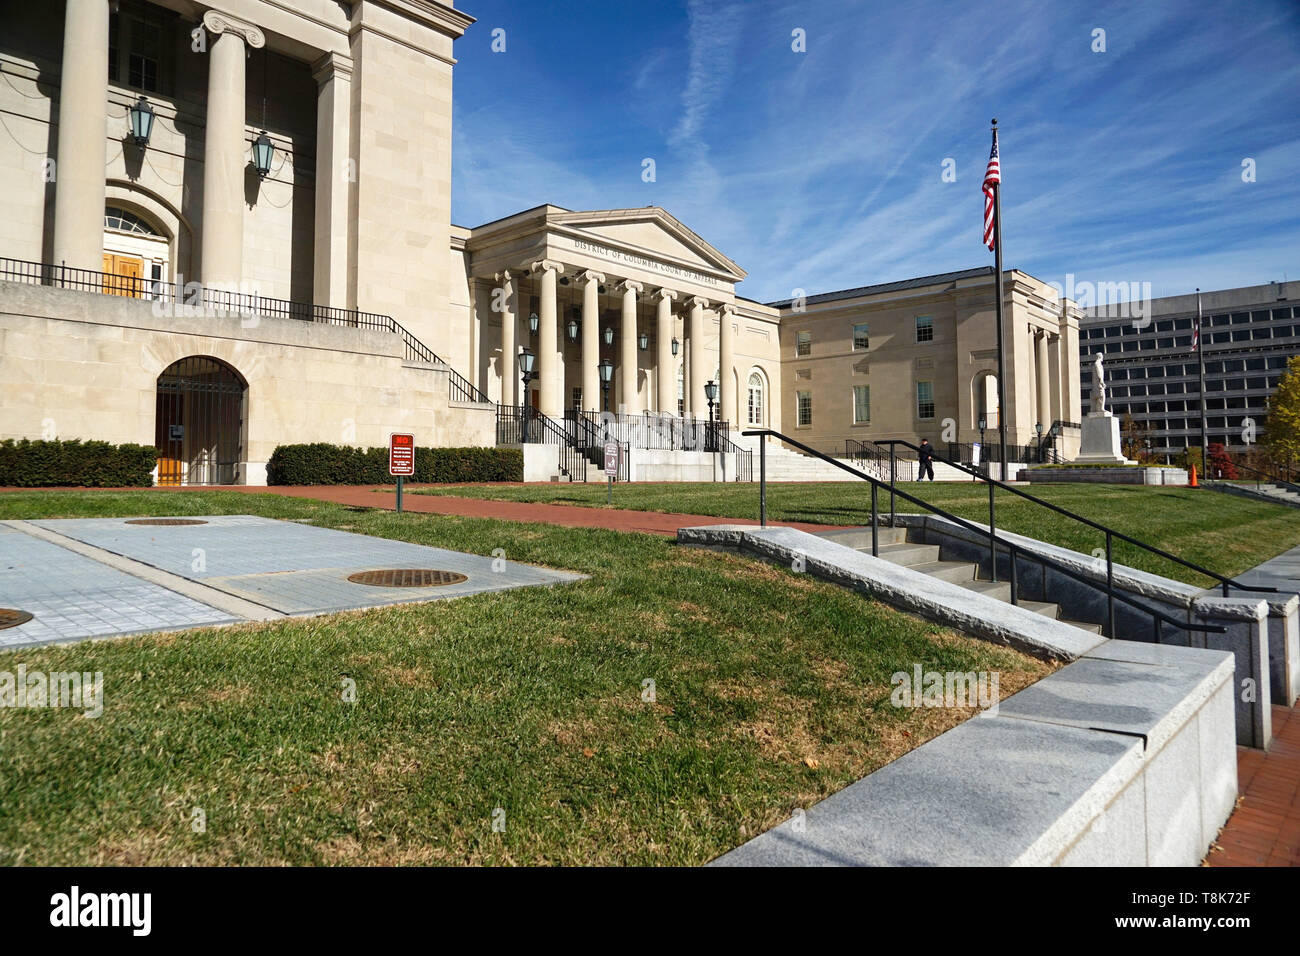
0, 0, 1083, 484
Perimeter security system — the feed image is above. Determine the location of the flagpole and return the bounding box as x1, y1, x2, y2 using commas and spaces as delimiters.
1197, 288, 1207, 477
991, 118, 1007, 478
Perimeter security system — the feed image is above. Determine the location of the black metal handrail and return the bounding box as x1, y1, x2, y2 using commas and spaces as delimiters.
875, 438, 1274, 606
1219, 459, 1300, 495
0, 255, 491, 405
743, 428, 1225, 641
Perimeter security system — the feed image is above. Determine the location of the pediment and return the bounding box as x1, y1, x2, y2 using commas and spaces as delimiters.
552, 208, 745, 281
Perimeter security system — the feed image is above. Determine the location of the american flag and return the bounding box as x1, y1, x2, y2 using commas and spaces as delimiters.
1191, 289, 1201, 351
982, 129, 1000, 251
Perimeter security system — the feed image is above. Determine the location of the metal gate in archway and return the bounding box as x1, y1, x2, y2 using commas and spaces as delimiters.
154, 356, 246, 486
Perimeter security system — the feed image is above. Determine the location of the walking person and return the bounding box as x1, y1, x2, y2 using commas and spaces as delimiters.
918, 438, 935, 482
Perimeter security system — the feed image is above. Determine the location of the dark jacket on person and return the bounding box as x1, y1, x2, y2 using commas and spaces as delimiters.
919, 441, 934, 462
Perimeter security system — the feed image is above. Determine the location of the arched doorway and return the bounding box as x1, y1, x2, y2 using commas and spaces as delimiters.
155, 357, 246, 485
972, 371, 999, 429
103, 204, 169, 297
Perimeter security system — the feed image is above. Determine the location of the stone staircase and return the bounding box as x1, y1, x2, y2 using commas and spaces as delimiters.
1206, 480, 1300, 509
815, 525, 1103, 634
734, 435, 888, 482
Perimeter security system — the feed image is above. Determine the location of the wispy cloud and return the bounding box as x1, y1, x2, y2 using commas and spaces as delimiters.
451, 0, 1300, 301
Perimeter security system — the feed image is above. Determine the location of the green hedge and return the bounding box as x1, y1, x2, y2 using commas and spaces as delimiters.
266, 443, 522, 485
0, 438, 157, 487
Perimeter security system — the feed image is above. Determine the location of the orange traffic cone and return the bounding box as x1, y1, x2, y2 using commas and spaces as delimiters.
1188, 463, 1198, 488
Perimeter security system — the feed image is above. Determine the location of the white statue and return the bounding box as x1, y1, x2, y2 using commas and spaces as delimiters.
1091, 352, 1107, 414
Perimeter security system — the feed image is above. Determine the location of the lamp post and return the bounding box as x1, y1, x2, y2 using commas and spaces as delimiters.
704, 379, 718, 454
1035, 421, 1044, 463
978, 414, 987, 475
598, 358, 614, 415
519, 348, 536, 443
128, 95, 155, 147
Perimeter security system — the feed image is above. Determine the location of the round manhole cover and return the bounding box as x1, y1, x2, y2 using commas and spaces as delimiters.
0, 608, 34, 630
125, 518, 209, 526
347, 569, 468, 588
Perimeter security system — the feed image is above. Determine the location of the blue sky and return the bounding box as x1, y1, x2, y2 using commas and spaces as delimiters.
451, 0, 1300, 304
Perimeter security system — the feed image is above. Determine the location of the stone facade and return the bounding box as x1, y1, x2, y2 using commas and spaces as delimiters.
0, 0, 1083, 484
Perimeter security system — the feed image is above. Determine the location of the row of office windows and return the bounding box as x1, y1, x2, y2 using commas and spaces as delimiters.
793, 315, 934, 357
1081, 355, 1289, 382
1106, 397, 1269, 416
1083, 325, 1296, 355
1081, 306, 1297, 340
1096, 375, 1280, 398
794, 382, 936, 427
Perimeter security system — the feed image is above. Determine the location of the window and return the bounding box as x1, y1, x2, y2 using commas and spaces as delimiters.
796, 390, 812, 427
916, 381, 935, 419
571, 387, 582, 410
915, 315, 934, 343
795, 331, 811, 356
852, 322, 870, 351
108, 5, 174, 95
677, 365, 685, 416
853, 385, 870, 424
747, 372, 764, 426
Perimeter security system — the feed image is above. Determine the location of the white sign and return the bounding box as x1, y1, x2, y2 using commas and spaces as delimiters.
971, 442, 982, 466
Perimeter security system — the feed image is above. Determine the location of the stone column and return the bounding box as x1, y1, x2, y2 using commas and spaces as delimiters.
200, 11, 265, 290
1035, 329, 1051, 428
618, 279, 642, 413
581, 271, 604, 412
52, 0, 110, 272
718, 302, 736, 424
655, 289, 677, 414
496, 271, 516, 407
531, 259, 563, 417
311, 52, 353, 308
689, 297, 710, 418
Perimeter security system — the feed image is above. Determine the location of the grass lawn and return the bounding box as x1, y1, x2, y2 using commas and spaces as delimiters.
411, 481, 1300, 587
0, 490, 1050, 866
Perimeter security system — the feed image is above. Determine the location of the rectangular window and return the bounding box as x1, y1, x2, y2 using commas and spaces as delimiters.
853, 322, 870, 351
915, 315, 934, 343
916, 381, 935, 419
796, 390, 812, 427
796, 331, 811, 356
853, 385, 870, 424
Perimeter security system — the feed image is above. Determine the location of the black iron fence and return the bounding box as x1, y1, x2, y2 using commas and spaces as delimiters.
0, 256, 490, 404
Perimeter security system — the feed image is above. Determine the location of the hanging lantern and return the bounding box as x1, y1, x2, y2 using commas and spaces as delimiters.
252, 131, 275, 178
603, 325, 614, 346
671, 337, 680, 356
638, 330, 649, 351
128, 95, 155, 146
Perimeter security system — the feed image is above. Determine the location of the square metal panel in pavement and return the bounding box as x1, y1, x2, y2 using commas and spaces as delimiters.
0, 525, 235, 648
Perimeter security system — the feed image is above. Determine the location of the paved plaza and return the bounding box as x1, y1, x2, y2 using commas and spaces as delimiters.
0, 515, 583, 647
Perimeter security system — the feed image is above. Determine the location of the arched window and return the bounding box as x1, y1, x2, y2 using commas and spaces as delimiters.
105, 206, 162, 236
747, 371, 765, 426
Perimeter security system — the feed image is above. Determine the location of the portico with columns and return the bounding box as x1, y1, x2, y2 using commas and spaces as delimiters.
464, 206, 766, 427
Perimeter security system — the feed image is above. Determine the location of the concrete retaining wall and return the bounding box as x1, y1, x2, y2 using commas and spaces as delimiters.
685, 524, 1238, 867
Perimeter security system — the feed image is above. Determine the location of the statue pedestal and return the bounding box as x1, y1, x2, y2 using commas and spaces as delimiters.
1072, 412, 1135, 465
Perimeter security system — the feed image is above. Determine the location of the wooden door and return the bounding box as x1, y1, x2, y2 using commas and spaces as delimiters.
102, 254, 144, 297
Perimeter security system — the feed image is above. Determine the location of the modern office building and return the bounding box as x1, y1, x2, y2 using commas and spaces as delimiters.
0, 0, 1083, 484
1079, 282, 1300, 458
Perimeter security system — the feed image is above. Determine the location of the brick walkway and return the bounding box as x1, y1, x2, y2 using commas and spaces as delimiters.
1209, 703, 1300, 866
0, 484, 836, 537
